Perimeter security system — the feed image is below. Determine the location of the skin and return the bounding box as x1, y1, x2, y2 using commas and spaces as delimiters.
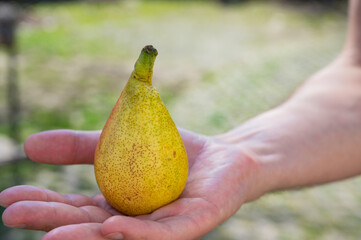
1, 0, 361, 239
95, 46, 188, 215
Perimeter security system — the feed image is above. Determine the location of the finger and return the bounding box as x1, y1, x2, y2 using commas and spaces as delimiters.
101, 198, 219, 240
0, 185, 96, 208
42, 223, 105, 240
102, 216, 170, 240
92, 194, 122, 216
24, 130, 100, 165
135, 197, 200, 221
2, 201, 112, 231
24, 129, 203, 166
177, 128, 209, 166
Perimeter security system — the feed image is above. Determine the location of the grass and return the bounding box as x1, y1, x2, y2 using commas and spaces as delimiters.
0, 1, 354, 239
2, 0, 344, 138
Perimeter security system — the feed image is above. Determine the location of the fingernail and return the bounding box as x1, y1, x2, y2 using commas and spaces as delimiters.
6, 224, 27, 229
105, 232, 124, 240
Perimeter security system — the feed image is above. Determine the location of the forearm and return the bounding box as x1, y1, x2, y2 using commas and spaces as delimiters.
265, 67, 361, 191
219, 63, 361, 196
342, 0, 361, 64
262, 0, 361, 191
216, 0, 361, 198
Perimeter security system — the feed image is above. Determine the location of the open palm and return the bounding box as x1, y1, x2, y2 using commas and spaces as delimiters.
0, 128, 260, 240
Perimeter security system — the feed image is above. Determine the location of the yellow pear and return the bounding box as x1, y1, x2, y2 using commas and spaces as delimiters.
94, 45, 188, 216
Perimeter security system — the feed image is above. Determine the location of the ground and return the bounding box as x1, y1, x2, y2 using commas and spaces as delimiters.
1, 1, 360, 239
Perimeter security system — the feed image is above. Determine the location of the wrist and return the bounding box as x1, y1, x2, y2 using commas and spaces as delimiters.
215, 109, 288, 201
216, 106, 310, 196
236, 146, 276, 203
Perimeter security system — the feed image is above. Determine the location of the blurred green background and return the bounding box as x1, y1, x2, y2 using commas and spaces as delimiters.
2, 0, 361, 239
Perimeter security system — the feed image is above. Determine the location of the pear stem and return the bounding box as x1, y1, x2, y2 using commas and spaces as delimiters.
131, 45, 158, 85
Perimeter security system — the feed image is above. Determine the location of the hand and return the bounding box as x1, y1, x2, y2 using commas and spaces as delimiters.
0, 129, 263, 240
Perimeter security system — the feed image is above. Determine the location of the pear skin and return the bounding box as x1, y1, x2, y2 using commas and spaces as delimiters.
94, 46, 188, 216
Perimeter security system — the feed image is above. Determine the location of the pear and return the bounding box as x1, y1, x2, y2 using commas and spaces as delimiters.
94, 45, 188, 216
